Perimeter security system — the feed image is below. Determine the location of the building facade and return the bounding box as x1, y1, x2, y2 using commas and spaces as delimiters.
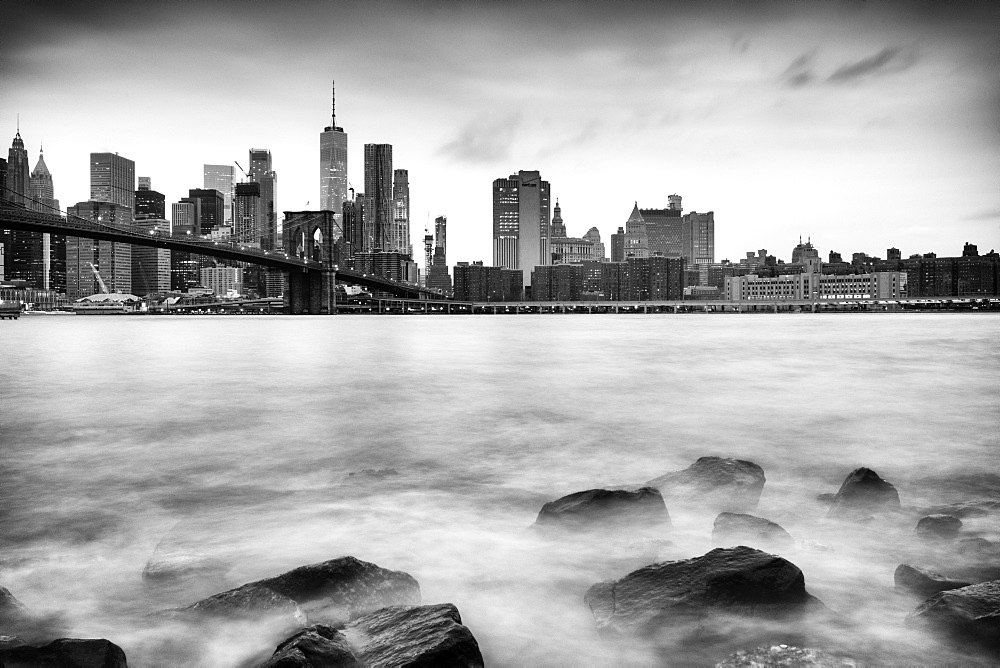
249, 149, 278, 250
392, 168, 410, 255
427, 214, 451, 293
492, 170, 551, 286
233, 182, 263, 245
65, 201, 133, 299
200, 266, 243, 296
319, 82, 348, 217
131, 218, 171, 296
364, 143, 393, 252
203, 165, 235, 225
90, 152, 135, 209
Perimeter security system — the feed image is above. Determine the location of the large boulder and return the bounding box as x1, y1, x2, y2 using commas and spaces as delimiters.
343, 603, 484, 667
584, 546, 823, 639
712, 513, 794, 551
261, 624, 360, 667
915, 515, 962, 539
826, 468, 900, 519
907, 580, 1000, 654
646, 457, 766, 514
0, 638, 128, 667
533, 487, 670, 532
168, 582, 307, 629
894, 564, 971, 598
716, 644, 850, 667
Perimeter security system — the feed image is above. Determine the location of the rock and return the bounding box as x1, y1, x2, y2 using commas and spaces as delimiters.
162, 556, 421, 627
712, 513, 794, 551
716, 643, 853, 666
261, 624, 360, 667
907, 579, 1000, 653
584, 546, 823, 639
0, 638, 128, 667
533, 487, 670, 532
343, 603, 484, 667
816, 493, 836, 505
894, 564, 971, 598
0, 586, 28, 621
915, 514, 962, 539
826, 468, 900, 519
142, 546, 232, 584
0, 636, 26, 650
918, 501, 1000, 519
957, 537, 998, 559
646, 457, 766, 513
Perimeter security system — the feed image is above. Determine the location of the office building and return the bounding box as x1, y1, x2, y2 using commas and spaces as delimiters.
492, 170, 551, 286
610, 227, 625, 263
29, 147, 64, 292
203, 164, 235, 225
184, 189, 224, 235
725, 260, 907, 301
364, 143, 393, 252
641, 195, 683, 258
551, 200, 566, 238
65, 201, 132, 299
427, 215, 452, 293
233, 182, 263, 245
551, 237, 597, 264
681, 210, 715, 281
622, 203, 649, 259
583, 227, 606, 261
319, 82, 348, 218
2, 131, 49, 289
131, 218, 171, 295
90, 152, 135, 209
134, 180, 166, 220
392, 168, 410, 255
200, 266, 243, 297
249, 149, 278, 249
422, 228, 433, 286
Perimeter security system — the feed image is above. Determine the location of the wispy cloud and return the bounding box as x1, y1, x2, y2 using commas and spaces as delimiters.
962, 207, 1000, 222
780, 52, 815, 88
438, 113, 522, 164
828, 47, 918, 83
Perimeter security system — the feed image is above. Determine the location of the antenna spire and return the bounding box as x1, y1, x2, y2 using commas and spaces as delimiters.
331, 80, 336, 127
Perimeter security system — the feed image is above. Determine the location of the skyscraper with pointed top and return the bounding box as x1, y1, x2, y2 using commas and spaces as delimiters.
320, 81, 348, 219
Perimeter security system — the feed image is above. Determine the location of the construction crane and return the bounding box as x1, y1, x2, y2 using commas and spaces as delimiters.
88, 263, 109, 294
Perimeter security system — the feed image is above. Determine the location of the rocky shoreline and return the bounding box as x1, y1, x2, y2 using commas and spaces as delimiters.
2, 457, 998, 666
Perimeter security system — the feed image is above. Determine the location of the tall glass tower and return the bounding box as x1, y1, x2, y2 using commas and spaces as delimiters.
203, 165, 234, 225
492, 170, 551, 286
320, 81, 348, 218
364, 143, 393, 251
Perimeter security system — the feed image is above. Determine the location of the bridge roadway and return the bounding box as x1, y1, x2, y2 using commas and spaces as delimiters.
0, 199, 437, 310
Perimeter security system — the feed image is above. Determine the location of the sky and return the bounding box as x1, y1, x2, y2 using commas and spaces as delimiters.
3, 0, 999, 269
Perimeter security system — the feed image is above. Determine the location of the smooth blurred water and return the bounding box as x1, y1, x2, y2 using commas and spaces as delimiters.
1, 313, 998, 665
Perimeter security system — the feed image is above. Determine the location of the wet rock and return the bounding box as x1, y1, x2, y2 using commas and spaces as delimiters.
894, 564, 971, 598
167, 583, 307, 629
918, 501, 1000, 519
343, 603, 484, 667
584, 546, 824, 639
826, 468, 900, 519
646, 457, 766, 513
915, 514, 962, 539
533, 487, 670, 532
957, 537, 998, 559
142, 545, 232, 584
0, 638, 128, 667
712, 513, 794, 551
716, 643, 853, 667
907, 579, 1000, 654
261, 624, 360, 667
816, 493, 836, 505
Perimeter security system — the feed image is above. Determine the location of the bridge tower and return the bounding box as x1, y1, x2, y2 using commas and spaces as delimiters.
283, 210, 344, 314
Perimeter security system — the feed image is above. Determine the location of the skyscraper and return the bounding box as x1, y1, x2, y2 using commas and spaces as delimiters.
491, 170, 551, 287
29, 147, 63, 291
2, 132, 45, 288
203, 165, 235, 225
392, 168, 410, 255
641, 195, 683, 257
681, 210, 715, 284
551, 199, 566, 238
319, 82, 348, 218
249, 149, 277, 249
623, 203, 650, 259
427, 215, 451, 293
66, 201, 132, 299
233, 182, 263, 245
364, 144, 393, 251
90, 152, 135, 208
134, 178, 166, 219
184, 189, 224, 235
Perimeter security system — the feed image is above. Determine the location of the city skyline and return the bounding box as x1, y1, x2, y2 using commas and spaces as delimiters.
2, 1, 998, 269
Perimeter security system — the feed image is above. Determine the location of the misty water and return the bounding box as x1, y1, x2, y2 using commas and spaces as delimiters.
1, 313, 998, 665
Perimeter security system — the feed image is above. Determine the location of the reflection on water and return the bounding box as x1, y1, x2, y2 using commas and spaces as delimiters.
1, 313, 998, 664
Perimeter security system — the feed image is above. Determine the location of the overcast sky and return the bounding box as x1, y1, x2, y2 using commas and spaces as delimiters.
3, 0, 998, 266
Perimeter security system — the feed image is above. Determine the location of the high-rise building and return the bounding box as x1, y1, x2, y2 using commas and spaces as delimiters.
171, 201, 197, 235
622, 203, 650, 259
137, 176, 151, 191
551, 199, 566, 238
131, 218, 171, 296
134, 185, 166, 220
233, 182, 263, 245
184, 189, 224, 235
392, 168, 410, 256
364, 144, 393, 251
65, 201, 132, 299
90, 152, 135, 209
427, 215, 451, 293
250, 149, 278, 249
584, 227, 606, 261
203, 165, 235, 225
29, 146, 63, 291
319, 81, 348, 218
610, 226, 625, 263
422, 228, 433, 286
641, 196, 683, 258
491, 170, 551, 286
681, 210, 715, 282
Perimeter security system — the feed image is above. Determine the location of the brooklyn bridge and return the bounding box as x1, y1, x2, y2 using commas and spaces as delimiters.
0, 190, 439, 314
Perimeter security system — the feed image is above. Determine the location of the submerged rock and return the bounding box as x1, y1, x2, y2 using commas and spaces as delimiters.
894, 564, 971, 598
0, 638, 128, 667
584, 546, 823, 639
915, 514, 962, 539
712, 513, 794, 551
907, 579, 1000, 654
646, 457, 766, 514
343, 603, 484, 667
826, 468, 900, 519
261, 624, 360, 667
533, 487, 670, 532
957, 537, 999, 559
716, 643, 853, 667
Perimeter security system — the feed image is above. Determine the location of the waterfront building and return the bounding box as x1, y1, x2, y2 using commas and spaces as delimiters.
725, 261, 907, 301
871, 246, 999, 297
681, 210, 714, 284
427, 215, 452, 294
65, 201, 133, 299
131, 218, 171, 296
364, 144, 393, 252
453, 261, 523, 301
200, 266, 243, 297
392, 168, 410, 255
622, 203, 649, 259
550, 236, 596, 264
641, 196, 683, 258
249, 149, 278, 250
203, 165, 235, 225
491, 170, 551, 286
319, 82, 348, 218
531, 264, 583, 301
90, 152, 135, 209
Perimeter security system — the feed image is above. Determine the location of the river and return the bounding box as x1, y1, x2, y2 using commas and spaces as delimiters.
1, 313, 998, 665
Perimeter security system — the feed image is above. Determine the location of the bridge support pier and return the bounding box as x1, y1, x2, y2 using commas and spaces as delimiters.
286, 269, 337, 315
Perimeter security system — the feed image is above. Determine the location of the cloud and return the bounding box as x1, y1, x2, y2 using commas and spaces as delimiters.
438, 113, 522, 164
780, 52, 815, 88
828, 47, 918, 83
962, 207, 1000, 222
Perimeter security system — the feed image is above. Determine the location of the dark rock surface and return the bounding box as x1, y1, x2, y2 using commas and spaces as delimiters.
142, 542, 232, 585
261, 624, 360, 667
171, 582, 307, 628
584, 546, 823, 638
826, 468, 900, 519
957, 537, 999, 559
894, 564, 971, 598
343, 603, 484, 667
533, 487, 670, 531
907, 579, 1000, 654
0, 636, 27, 650
915, 514, 962, 539
0, 638, 128, 667
716, 643, 851, 667
918, 500, 1000, 519
712, 513, 794, 551
646, 457, 766, 513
